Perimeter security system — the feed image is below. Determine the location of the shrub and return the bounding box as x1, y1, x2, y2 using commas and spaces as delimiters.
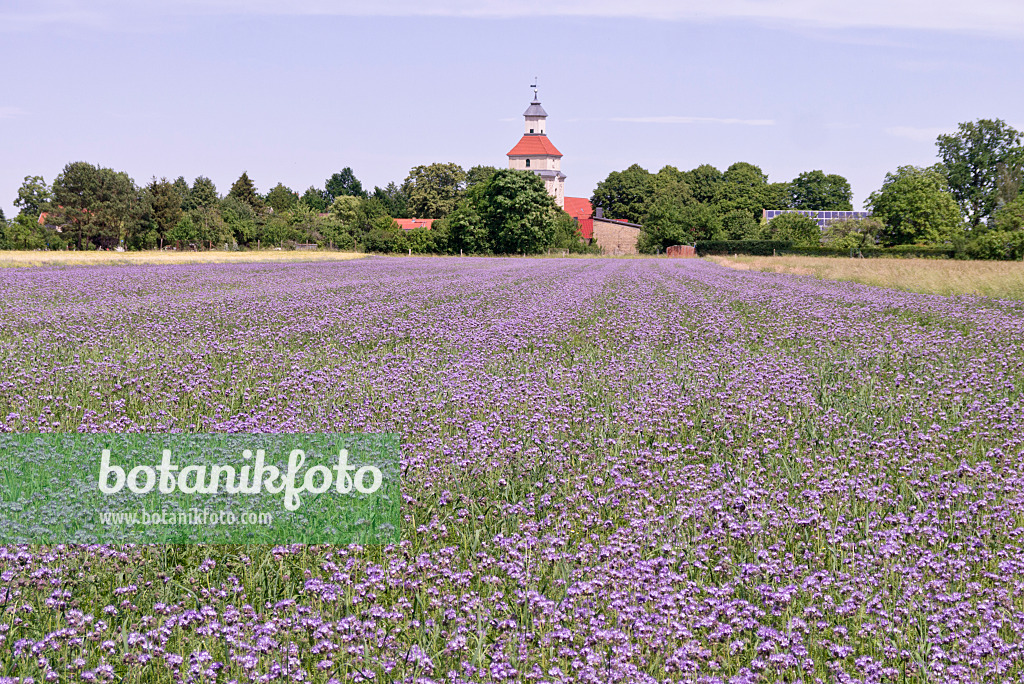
965, 230, 1024, 260
760, 212, 821, 246
820, 218, 883, 249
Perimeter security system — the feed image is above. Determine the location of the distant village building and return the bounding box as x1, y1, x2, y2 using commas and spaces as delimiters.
579, 206, 643, 256
509, 86, 642, 255
763, 209, 872, 227
395, 219, 434, 231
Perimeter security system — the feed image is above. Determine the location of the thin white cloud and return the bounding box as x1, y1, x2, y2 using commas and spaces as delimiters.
885, 126, 950, 142
4, 0, 1024, 36
0, 107, 26, 119
612, 116, 775, 126
0, 1, 111, 32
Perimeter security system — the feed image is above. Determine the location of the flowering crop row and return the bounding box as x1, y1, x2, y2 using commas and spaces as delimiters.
1, 257, 1023, 683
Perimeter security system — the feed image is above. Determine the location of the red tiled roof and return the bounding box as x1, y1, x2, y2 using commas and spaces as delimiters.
563, 196, 592, 221
507, 135, 562, 157
395, 218, 435, 231
39, 206, 90, 225
577, 218, 594, 240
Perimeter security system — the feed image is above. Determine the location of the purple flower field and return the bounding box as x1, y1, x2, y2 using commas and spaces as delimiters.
1, 257, 1024, 683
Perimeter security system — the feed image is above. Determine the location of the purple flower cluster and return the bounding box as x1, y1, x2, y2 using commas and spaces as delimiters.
1, 257, 1023, 682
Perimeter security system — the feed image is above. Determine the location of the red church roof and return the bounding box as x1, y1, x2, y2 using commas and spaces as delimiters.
507, 135, 562, 157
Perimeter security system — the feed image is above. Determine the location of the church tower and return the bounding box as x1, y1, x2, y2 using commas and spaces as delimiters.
506, 84, 566, 208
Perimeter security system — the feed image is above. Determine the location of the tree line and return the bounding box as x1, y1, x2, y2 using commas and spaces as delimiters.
1, 161, 590, 255
3, 117, 1022, 258
598, 118, 1024, 258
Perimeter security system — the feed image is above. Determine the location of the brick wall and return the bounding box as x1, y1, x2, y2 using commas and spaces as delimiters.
592, 218, 641, 255
666, 245, 696, 258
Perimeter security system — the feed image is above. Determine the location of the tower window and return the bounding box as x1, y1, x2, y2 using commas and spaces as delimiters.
529, 128, 534, 133
526, 159, 531, 168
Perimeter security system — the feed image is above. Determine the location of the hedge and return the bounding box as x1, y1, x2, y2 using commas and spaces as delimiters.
693, 240, 958, 259
693, 240, 791, 256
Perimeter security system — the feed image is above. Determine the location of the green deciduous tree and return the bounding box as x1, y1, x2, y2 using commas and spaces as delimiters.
300, 186, 330, 213
325, 168, 365, 201
590, 164, 654, 224
866, 165, 963, 245
228, 172, 263, 212
51, 161, 139, 249
442, 170, 559, 255
721, 209, 760, 240
789, 170, 853, 210
483, 169, 558, 254
683, 164, 723, 205
651, 166, 693, 209
329, 195, 362, 227
639, 202, 722, 253
443, 189, 488, 255
715, 162, 772, 220
993, 193, 1024, 232
266, 183, 299, 215
766, 182, 792, 210
967, 193, 1024, 259
466, 165, 499, 190
349, 197, 393, 237
403, 162, 467, 219
936, 118, 1024, 227
14, 175, 53, 217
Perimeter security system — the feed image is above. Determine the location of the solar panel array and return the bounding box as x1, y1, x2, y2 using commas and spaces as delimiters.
763, 210, 872, 228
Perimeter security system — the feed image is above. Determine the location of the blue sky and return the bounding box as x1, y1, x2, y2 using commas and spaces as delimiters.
2, 0, 1023, 218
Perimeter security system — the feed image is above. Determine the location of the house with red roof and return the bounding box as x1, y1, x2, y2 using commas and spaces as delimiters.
395, 218, 434, 231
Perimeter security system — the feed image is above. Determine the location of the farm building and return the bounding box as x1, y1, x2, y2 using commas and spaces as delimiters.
395, 219, 435, 231
562, 197, 643, 255
763, 209, 872, 227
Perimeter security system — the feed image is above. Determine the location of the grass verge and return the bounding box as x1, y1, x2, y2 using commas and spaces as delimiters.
707, 254, 1024, 298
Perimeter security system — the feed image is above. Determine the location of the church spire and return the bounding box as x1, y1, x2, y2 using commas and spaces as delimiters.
523, 82, 548, 135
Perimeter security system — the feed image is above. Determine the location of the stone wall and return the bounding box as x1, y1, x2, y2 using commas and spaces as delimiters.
592, 218, 641, 255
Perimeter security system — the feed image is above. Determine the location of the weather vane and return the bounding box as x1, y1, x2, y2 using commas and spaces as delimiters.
531, 77, 538, 100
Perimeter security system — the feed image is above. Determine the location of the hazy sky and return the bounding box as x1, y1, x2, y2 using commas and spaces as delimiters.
2, 0, 1023, 218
